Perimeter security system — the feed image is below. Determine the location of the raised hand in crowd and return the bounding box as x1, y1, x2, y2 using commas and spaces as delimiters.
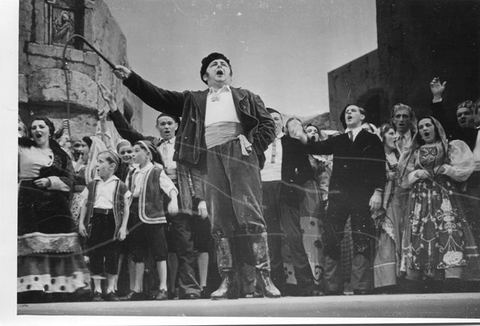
98, 83, 118, 112
430, 77, 447, 102
287, 118, 308, 144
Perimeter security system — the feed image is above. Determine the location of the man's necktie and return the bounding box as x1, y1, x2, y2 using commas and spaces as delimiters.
397, 135, 405, 152
348, 130, 354, 142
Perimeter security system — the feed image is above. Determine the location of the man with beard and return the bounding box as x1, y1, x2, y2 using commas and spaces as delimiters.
113, 53, 280, 300
288, 104, 385, 295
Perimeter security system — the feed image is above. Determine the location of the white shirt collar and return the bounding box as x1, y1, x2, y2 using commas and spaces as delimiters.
208, 85, 231, 95
395, 130, 412, 140
345, 125, 363, 139
160, 136, 176, 144
94, 174, 119, 184
136, 161, 153, 173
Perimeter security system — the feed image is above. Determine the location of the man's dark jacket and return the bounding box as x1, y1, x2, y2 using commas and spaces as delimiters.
123, 72, 275, 172
305, 129, 386, 203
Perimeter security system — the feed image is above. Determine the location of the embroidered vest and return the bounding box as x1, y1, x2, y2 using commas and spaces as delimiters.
85, 179, 129, 239
128, 164, 166, 224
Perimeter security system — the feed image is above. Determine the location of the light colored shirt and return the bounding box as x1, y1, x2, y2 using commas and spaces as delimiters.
81, 175, 132, 209
159, 136, 177, 170
18, 146, 53, 179
261, 133, 283, 182
395, 130, 412, 154
130, 161, 178, 198
205, 85, 240, 127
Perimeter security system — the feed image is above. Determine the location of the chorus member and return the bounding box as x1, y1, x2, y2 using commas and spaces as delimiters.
70, 136, 107, 222
373, 124, 400, 292
431, 79, 480, 260
289, 105, 385, 295
398, 117, 480, 291
18, 117, 90, 302
78, 150, 131, 301
122, 140, 178, 300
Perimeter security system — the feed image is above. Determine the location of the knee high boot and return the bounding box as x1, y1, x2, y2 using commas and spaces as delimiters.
210, 238, 239, 300
250, 232, 281, 298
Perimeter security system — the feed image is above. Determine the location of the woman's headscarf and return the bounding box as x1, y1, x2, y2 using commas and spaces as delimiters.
397, 116, 448, 184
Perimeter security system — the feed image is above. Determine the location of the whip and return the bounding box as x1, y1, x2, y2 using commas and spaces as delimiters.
61, 34, 117, 138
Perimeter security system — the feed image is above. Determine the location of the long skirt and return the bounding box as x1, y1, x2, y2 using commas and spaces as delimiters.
18, 180, 90, 294
373, 210, 397, 288
400, 178, 480, 281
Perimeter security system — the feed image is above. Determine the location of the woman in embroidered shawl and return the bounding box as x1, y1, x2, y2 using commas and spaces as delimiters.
373, 124, 400, 292
18, 117, 90, 302
398, 116, 480, 290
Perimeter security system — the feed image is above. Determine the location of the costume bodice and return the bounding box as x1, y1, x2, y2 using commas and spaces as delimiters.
416, 143, 445, 172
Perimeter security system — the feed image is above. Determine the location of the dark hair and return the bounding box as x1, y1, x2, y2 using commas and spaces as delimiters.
339, 104, 365, 129
266, 107, 282, 117
200, 52, 232, 85
82, 136, 92, 149
305, 123, 320, 134
156, 113, 180, 125
29, 116, 55, 139
456, 100, 474, 113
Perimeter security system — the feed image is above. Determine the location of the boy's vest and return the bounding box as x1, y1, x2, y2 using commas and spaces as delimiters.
85, 178, 129, 240
127, 164, 166, 224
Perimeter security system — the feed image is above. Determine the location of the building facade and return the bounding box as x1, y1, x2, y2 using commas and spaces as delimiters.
19, 0, 143, 139
329, 0, 480, 129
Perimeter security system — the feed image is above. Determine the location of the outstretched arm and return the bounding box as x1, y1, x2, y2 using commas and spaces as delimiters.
114, 65, 185, 118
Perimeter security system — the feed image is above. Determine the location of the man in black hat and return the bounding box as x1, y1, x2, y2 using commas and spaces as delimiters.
113, 53, 280, 299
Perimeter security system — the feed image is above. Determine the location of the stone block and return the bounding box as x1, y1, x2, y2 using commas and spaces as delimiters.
68, 62, 96, 79
28, 55, 59, 69
28, 68, 97, 110
27, 43, 68, 58
68, 49, 85, 62
84, 51, 100, 66
18, 74, 28, 103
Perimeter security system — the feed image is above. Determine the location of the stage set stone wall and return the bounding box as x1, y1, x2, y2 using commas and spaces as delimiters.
19, 0, 143, 139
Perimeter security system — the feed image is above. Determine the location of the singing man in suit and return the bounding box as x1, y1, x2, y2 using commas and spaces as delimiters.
288, 104, 386, 295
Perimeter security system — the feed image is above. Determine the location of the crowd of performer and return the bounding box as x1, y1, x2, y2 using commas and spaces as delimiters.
17, 53, 480, 303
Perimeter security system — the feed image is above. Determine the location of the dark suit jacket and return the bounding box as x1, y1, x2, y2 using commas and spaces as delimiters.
280, 135, 315, 207
123, 72, 275, 172
305, 129, 386, 204
431, 101, 478, 151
